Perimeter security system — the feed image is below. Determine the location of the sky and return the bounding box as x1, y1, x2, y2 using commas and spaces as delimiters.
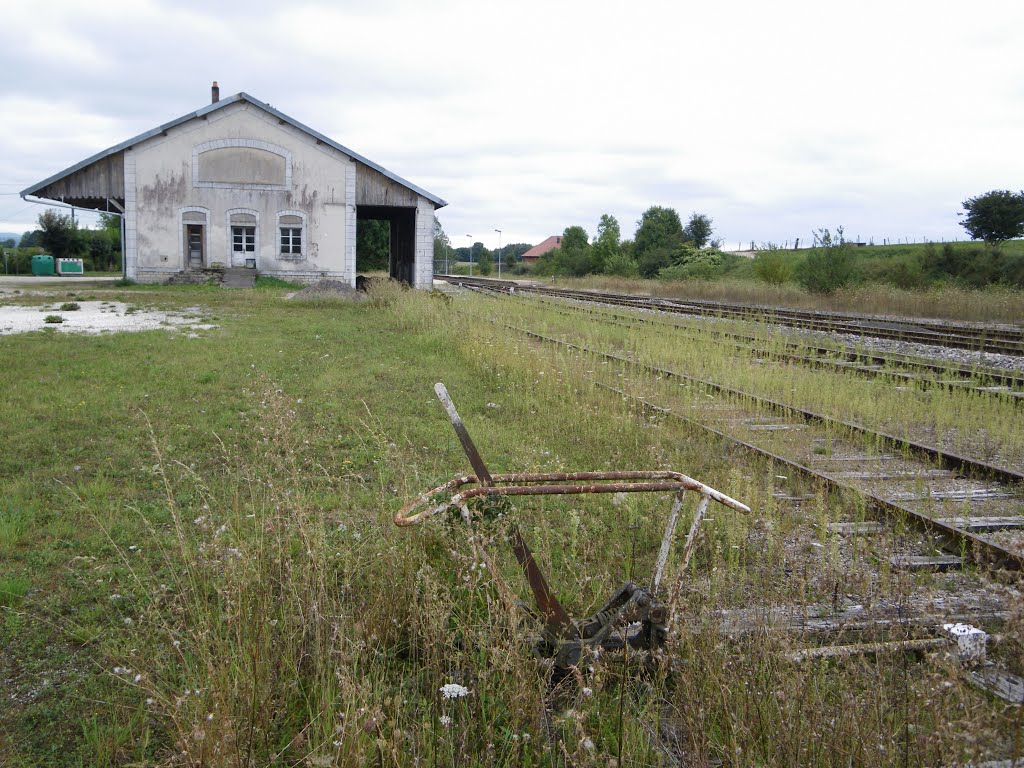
1, 0, 1022, 251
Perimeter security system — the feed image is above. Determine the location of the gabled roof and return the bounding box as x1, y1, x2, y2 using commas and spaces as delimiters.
22, 92, 446, 208
521, 236, 562, 260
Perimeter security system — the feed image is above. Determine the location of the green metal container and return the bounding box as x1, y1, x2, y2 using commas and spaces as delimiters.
56, 258, 84, 275
31, 254, 55, 276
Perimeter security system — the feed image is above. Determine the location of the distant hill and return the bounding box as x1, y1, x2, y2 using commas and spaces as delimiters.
0, 232, 23, 246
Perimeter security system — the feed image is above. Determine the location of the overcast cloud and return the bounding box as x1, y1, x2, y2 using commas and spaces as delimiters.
1, 0, 1022, 250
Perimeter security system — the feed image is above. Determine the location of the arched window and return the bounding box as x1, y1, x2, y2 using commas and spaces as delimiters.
277, 209, 307, 261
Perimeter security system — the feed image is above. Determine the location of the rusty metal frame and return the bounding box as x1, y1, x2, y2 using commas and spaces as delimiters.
396, 384, 750, 666
394, 469, 747, 528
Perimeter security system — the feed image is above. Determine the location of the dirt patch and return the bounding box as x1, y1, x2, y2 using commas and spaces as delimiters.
0, 301, 216, 336
287, 280, 367, 302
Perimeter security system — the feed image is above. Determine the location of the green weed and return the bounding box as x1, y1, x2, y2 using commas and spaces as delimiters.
0, 575, 30, 607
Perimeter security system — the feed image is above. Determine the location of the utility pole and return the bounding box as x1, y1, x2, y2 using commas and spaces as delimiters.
466, 235, 473, 276
494, 229, 502, 279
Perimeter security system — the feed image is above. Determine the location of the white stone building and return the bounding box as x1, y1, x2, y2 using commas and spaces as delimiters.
22, 84, 446, 287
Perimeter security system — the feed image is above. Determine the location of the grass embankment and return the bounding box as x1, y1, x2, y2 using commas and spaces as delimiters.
0, 283, 1020, 766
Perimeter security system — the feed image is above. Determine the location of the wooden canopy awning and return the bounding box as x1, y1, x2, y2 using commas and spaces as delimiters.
28, 151, 125, 212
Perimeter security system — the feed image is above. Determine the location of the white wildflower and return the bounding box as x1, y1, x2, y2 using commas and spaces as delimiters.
581, 737, 595, 751
611, 492, 627, 507
581, 687, 593, 698
439, 715, 451, 727
439, 683, 470, 699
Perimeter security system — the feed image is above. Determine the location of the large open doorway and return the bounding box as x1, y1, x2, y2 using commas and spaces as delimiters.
355, 206, 416, 284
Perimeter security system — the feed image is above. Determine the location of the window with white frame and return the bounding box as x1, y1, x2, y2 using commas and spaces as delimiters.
278, 212, 306, 259
232, 226, 255, 253
280, 227, 301, 254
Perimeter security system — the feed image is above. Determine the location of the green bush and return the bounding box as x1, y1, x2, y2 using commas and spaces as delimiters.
637, 246, 674, 278
476, 250, 493, 276
534, 247, 595, 277
753, 249, 794, 285
658, 248, 731, 281
601, 252, 639, 277
796, 228, 857, 294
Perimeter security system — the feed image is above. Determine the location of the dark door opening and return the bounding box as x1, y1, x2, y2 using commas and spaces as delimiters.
186, 224, 204, 268
356, 206, 416, 284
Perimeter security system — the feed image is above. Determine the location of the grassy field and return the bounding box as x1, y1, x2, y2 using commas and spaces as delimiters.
0, 283, 1021, 766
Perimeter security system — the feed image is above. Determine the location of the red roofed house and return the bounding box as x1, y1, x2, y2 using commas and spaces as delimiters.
521, 236, 561, 264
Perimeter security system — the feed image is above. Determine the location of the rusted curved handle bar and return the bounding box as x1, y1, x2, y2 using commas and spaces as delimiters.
394, 470, 750, 526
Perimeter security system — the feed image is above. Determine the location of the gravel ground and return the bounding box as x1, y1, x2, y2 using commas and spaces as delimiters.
774, 325, 1024, 374
0, 300, 216, 335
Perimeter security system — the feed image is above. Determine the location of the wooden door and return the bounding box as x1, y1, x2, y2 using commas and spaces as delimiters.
186, 225, 204, 268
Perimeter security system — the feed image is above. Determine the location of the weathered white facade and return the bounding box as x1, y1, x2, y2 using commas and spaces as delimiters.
23, 90, 446, 288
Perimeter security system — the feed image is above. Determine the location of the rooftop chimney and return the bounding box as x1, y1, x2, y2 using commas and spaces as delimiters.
211, 81, 220, 104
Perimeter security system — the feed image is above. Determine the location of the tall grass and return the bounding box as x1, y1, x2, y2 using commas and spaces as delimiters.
539, 275, 1024, 324
0, 284, 1020, 765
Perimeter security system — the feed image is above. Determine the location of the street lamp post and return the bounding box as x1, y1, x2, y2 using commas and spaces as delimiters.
494, 229, 502, 279
466, 235, 473, 276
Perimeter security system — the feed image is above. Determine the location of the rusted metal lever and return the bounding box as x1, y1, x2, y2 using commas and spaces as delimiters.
434, 383, 575, 637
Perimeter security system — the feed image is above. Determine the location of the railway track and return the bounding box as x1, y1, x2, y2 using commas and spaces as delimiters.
465, 284, 1024, 401
464, 312, 1024, 573
438, 275, 1024, 358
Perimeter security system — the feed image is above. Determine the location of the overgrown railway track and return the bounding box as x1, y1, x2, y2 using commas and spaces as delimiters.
455, 292, 1024, 573
488, 289, 1024, 400
438, 275, 1024, 358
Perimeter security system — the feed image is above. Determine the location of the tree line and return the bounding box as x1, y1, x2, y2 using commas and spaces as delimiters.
3, 210, 122, 273
530, 207, 723, 280
431, 207, 723, 279
430, 190, 1024, 291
